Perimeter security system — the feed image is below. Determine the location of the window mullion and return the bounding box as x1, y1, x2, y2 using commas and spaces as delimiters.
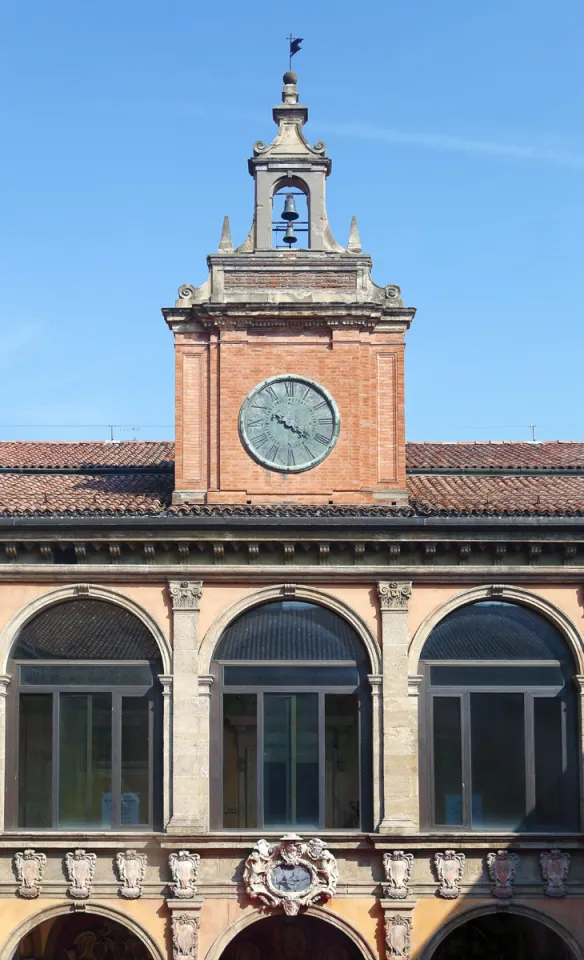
319, 692, 326, 829
461, 691, 472, 828
52, 693, 60, 829
258, 692, 264, 829
525, 694, 535, 818
112, 693, 122, 829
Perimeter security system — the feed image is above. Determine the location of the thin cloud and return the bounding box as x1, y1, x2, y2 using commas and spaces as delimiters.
322, 122, 584, 170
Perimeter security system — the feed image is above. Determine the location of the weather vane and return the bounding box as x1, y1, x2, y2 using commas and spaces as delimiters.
287, 34, 304, 71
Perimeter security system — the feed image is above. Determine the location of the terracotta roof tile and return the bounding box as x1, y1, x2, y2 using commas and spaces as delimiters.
0, 473, 173, 516
0, 441, 174, 470
407, 474, 584, 516
406, 441, 584, 470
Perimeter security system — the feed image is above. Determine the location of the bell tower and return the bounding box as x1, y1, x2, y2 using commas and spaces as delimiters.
164, 72, 415, 506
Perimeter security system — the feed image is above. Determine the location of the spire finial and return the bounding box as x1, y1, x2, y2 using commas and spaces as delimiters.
347, 216, 362, 254
218, 216, 233, 253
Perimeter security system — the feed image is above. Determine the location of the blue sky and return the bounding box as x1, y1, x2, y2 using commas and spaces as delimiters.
1, 0, 583, 443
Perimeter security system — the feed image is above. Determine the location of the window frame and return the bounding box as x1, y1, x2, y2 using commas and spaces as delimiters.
7, 658, 161, 832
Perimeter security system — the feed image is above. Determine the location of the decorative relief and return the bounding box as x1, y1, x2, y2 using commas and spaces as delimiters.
384, 284, 402, 301
243, 834, 338, 916
378, 581, 412, 611
434, 850, 465, 899
169, 850, 201, 898
486, 850, 518, 899
169, 581, 203, 611
540, 850, 570, 898
65, 849, 97, 899
177, 284, 197, 302
172, 913, 199, 960
382, 851, 413, 899
384, 916, 412, 960
14, 849, 46, 899
116, 849, 147, 899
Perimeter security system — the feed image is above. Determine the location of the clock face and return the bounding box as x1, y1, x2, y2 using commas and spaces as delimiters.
239, 375, 340, 473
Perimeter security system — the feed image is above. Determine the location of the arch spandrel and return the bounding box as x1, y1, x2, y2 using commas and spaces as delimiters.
408, 584, 584, 676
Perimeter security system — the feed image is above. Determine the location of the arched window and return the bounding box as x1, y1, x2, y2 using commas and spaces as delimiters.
212, 600, 371, 830
420, 601, 578, 831
7, 599, 162, 830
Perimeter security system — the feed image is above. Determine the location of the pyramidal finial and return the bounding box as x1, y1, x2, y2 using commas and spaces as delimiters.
218, 216, 233, 253
346, 216, 362, 254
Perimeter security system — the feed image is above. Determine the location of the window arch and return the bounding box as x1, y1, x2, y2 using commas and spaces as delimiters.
420, 601, 578, 831
271, 177, 310, 249
8, 599, 162, 830
212, 600, 371, 831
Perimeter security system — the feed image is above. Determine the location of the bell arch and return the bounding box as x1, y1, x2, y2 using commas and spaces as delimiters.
2, 902, 165, 960
0, 582, 171, 674
417, 902, 582, 960
199, 584, 380, 675
204, 905, 377, 960
408, 584, 584, 676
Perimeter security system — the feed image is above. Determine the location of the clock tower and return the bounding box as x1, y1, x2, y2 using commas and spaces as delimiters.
164, 72, 415, 505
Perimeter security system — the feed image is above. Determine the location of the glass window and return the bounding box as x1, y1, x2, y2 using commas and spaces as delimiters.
216, 601, 369, 830
422, 601, 578, 831
10, 599, 161, 831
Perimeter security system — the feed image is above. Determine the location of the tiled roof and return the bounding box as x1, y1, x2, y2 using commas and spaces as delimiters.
0, 441, 583, 518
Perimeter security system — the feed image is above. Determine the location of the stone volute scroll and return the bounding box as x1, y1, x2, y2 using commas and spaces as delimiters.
383, 851, 413, 899
378, 582, 412, 611
172, 913, 200, 960
169, 850, 201, 898
540, 849, 571, 898
116, 849, 147, 899
14, 849, 46, 899
385, 915, 412, 960
65, 849, 97, 899
243, 835, 338, 916
486, 850, 519, 899
434, 850, 465, 899
169, 581, 203, 611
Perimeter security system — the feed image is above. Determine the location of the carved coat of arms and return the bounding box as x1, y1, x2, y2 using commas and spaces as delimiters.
14, 849, 46, 899
434, 850, 465, 899
65, 849, 97, 899
172, 914, 199, 960
169, 850, 201, 899
243, 834, 338, 916
540, 850, 570, 898
383, 851, 413, 900
385, 916, 412, 960
116, 849, 147, 899
487, 850, 518, 899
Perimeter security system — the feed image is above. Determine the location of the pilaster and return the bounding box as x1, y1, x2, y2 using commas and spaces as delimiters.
168, 899, 204, 960
377, 581, 418, 833
573, 675, 584, 830
381, 898, 415, 960
368, 675, 383, 830
0, 675, 11, 832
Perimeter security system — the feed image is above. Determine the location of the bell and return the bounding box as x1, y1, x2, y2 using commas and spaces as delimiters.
281, 193, 299, 221
283, 222, 297, 245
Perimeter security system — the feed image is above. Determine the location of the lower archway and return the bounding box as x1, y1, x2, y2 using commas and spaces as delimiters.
218, 913, 367, 960
428, 910, 577, 960
11, 909, 159, 959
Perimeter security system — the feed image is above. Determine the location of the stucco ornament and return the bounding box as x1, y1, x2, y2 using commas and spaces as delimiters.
434, 850, 465, 899
169, 581, 203, 611
14, 849, 46, 899
540, 850, 570, 898
65, 849, 97, 899
116, 849, 147, 899
243, 834, 338, 916
383, 851, 413, 899
487, 850, 519, 899
169, 850, 201, 898
378, 581, 412, 611
385, 916, 412, 960
172, 913, 199, 960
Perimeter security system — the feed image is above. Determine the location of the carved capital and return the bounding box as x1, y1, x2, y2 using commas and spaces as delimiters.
169, 581, 203, 612
14, 849, 46, 899
65, 849, 96, 900
116, 849, 147, 899
378, 581, 412, 612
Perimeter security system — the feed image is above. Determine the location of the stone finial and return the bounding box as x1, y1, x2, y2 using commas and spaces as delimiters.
347, 216, 362, 254
282, 71, 299, 104
14, 849, 46, 899
218, 216, 234, 253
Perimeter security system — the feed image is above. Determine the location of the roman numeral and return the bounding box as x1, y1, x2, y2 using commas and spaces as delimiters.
287, 446, 295, 466
265, 386, 278, 401
267, 444, 279, 461
252, 403, 269, 412
314, 433, 330, 445
285, 381, 295, 397
318, 417, 332, 425
253, 433, 268, 446
303, 443, 315, 460
247, 418, 264, 428
312, 400, 328, 410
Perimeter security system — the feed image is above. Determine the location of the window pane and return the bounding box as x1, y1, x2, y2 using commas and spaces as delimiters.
534, 697, 563, 826
433, 697, 463, 825
223, 665, 358, 687
325, 694, 359, 828
59, 693, 112, 828
264, 693, 318, 827
121, 697, 150, 826
430, 665, 563, 687
471, 692, 525, 828
20, 663, 154, 687
223, 694, 257, 827
19, 694, 52, 828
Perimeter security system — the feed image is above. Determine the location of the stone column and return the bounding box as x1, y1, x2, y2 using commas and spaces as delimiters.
574, 675, 584, 830
0, 675, 10, 831
167, 581, 205, 833
377, 581, 417, 833
160, 675, 173, 828
368, 675, 383, 830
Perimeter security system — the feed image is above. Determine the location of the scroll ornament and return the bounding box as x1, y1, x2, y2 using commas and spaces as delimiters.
243, 834, 338, 916
487, 850, 519, 899
169, 850, 201, 899
172, 914, 199, 960
65, 849, 97, 900
116, 849, 147, 899
434, 850, 465, 899
383, 851, 413, 900
540, 850, 570, 898
385, 916, 412, 960
14, 849, 46, 899
169, 581, 203, 611
378, 582, 412, 611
